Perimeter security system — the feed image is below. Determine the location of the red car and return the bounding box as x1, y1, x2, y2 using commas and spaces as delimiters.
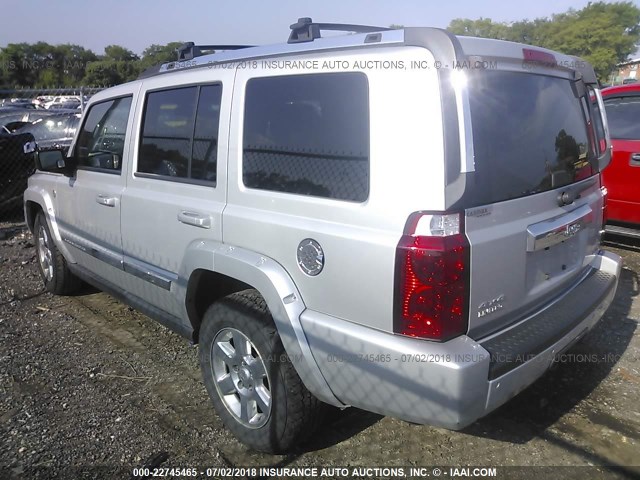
601, 83, 640, 237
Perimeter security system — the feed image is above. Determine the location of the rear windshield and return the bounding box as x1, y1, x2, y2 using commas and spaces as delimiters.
467, 71, 597, 205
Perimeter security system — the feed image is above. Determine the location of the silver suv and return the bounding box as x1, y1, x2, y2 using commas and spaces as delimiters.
24, 19, 622, 453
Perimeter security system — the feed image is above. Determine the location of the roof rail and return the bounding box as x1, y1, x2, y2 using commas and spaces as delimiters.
176, 42, 254, 61
288, 17, 391, 44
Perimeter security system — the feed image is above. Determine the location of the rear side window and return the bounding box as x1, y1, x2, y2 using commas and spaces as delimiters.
604, 95, 640, 140
138, 84, 222, 184
243, 72, 369, 202
76, 96, 132, 171
467, 71, 597, 205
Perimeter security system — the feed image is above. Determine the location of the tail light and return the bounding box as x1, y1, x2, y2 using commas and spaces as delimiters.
393, 212, 470, 342
522, 48, 556, 65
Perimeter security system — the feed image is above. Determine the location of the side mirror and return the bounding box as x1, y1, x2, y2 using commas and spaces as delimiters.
36, 149, 75, 175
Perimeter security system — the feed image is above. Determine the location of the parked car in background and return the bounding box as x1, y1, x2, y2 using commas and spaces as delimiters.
0, 113, 79, 216
0, 108, 60, 133
601, 83, 640, 238
19, 113, 81, 151
0, 129, 36, 214
0, 109, 33, 133
49, 100, 82, 111
34, 96, 54, 108
0, 98, 36, 108
44, 96, 81, 110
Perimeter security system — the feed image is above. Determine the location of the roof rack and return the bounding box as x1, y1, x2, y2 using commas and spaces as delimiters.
176, 42, 254, 61
288, 17, 391, 44
138, 43, 255, 78
137, 21, 402, 80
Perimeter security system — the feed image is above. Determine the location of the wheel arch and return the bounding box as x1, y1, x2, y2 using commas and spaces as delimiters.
25, 199, 43, 233
23, 187, 77, 264
181, 242, 343, 407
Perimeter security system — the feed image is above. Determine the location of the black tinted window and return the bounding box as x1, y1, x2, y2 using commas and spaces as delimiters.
605, 96, 640, 140
139, 87, 197, 178
138, 85, 221, 184
191, 85, 222, 182
76, 96, 132, 171
243, 73, 369, 201
468, 71, 596, 205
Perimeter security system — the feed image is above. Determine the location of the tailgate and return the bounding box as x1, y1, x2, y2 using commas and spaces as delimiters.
461, 69, 604, 338
465, 180, 603, 338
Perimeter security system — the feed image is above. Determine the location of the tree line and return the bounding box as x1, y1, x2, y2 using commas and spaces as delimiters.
0, 42, 184, 88
446, 1, 640, 80
1, 1, 638, 88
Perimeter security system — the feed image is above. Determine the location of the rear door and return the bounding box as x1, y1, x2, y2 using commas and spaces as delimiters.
601, 91, 640, 224
461, 70, 604, 338
120, 73, 230, 320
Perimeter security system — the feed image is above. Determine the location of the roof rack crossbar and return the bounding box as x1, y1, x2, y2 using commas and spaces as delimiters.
288, 17, 391, 44
176, 42, 254, 61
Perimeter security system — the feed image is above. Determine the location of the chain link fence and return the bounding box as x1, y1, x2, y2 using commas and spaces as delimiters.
0, 87, 105, 220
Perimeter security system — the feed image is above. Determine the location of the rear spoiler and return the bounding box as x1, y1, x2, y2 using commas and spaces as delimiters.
569, 55, 598, 85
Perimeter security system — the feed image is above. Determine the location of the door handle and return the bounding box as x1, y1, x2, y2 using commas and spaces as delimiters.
96, 194, 117, 207
177, 211, 211, 229
630, 153, 640, 167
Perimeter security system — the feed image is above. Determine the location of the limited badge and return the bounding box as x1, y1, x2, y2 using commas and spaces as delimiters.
297, 239, 324, 276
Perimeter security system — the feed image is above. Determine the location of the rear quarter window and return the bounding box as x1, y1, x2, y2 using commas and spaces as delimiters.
242, 72, 370, 202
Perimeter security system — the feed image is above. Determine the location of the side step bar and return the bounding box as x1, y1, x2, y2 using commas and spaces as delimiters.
605, 224, 640, 239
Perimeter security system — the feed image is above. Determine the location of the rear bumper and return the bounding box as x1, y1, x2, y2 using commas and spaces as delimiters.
299, 250, 621, 429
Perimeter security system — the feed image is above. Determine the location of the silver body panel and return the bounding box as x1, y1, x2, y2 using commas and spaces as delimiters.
465, 179, 604, 339
302, 251, 620, 427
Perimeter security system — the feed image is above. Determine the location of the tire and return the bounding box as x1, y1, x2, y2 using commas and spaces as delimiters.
199, 289, 323, 453
34, 211, 82, 295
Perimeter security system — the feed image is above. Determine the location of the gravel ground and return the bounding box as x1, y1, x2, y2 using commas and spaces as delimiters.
0, 222, 638, 480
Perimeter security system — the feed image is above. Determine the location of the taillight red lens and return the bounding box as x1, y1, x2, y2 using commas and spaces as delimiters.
522, 48, 556, 65
393, 213, 470, 342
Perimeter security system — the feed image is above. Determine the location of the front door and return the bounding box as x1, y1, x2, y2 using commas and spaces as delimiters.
602, 91, 640, 224
55, 94, 135, 285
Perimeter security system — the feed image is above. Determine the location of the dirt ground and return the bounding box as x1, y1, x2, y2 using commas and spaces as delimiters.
0, 222, 638, 480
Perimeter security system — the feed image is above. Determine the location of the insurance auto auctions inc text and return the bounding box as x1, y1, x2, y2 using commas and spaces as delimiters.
239, 466, 497, 478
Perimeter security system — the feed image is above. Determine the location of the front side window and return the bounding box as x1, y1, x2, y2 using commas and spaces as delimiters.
138, 84, 222, 184
243, 72, 370, 202
604, 95, 640, 140
76, 96, 132, 171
